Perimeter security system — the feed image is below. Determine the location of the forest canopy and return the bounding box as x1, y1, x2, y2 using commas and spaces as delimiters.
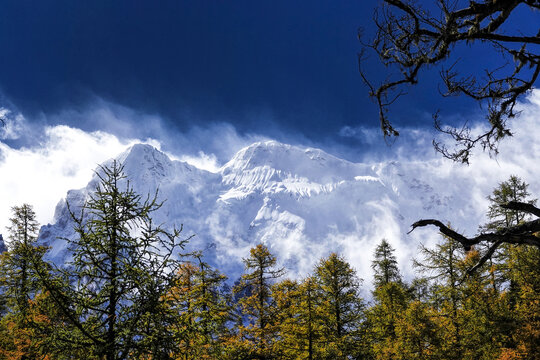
0, 164, 539, 359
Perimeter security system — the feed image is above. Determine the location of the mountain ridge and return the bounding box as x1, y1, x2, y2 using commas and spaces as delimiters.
38, 140, 483, 283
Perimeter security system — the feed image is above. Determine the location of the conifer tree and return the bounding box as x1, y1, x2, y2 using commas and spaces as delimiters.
477, 175, 540, 359
393, 300, 442, 360
368, 239, 408, 359
480, 176, 538, 292
1, 205, 43, 318
458, 249, 515, 359
314, 253, 364, 359
271, 278, 302, 360
371, 239, 401, 287
414, 233, 514, 359
232, 244, 285, 360
33, 161, 190, 360
168, 254, 232, 359
483, 176, 536, 232
502, 240, 540, 359
296, 277, 322, 360
414, 234, 466, 359
0, 204, 49, 359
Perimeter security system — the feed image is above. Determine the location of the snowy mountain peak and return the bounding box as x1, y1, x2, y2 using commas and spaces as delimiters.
38, 140, 484, 283
219, 140, 376, 199
118, 143, 173, 176
222, 140, 356, 175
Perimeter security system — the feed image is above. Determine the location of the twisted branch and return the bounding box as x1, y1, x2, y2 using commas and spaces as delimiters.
409, 200, 540, 273
360, 0, 540, 163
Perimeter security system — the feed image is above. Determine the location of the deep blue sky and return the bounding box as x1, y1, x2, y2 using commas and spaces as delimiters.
0, 1, 537, 153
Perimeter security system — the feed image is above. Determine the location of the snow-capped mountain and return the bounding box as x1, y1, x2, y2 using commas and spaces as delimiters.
39, 141, 485, 283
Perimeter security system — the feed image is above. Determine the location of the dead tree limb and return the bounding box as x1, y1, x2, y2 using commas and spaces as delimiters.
360, 0, 540, 163
409, 200, 540, 272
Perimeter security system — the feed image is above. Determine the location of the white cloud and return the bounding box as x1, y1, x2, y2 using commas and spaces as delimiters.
0, 123, 158, 237
327, 91, 540, 284
339, 125, 381, 144
179, 151, 221, 173
0, 108, 26, 140
2, 91, 540, 288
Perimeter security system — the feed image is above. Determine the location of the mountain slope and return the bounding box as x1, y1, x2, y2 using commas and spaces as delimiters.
39, 141, 484, 282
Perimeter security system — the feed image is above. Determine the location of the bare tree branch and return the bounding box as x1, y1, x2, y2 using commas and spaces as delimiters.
360, 0, 540, 163
409, 200, 540, 272
501, 200, 540, 217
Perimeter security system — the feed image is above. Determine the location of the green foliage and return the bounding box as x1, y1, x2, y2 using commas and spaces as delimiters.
0, 204, 52, 360
394, 300, 442, 360
231, 244, 285, 359
34, 161, 190, 360
167, 255, 232, 359
503, 245, 540, 359
372, 239, 401, 287
314, 253, 365, 359
1, 205, 45, 318
1, 174, 539, 359
483, 175, 536, 232
271, 278, 304, 359
368, 239, 409, 359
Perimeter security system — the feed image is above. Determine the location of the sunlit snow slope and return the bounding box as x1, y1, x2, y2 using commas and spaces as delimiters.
39, 141, 483, 282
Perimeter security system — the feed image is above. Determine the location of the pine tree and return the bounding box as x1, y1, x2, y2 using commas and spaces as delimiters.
314, 253, 364, 359
393, 300, 442, 360
479, 175, 540, 358
413, 234, 466, 359
414, 234, 513, 359
33, 161, 190, 360
371, 239, 401, 287
480, 176, 537, 291
1, 205, 43, 318
168, 254, 232, 359
296, 277, 322, 360
502, 243, 540, 359
231, 244, 285, 360
368, 239, 408, 359
271, 278, 302, 360
0, 204, 50, 360
483, 175, 536, 232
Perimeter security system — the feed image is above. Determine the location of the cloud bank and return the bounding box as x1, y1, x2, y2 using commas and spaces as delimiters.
1, 91, 540, 286
0, 125, 159, 236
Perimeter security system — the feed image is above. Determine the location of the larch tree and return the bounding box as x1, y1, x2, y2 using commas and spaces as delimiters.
168, 254, 232, 360
1, 204, 43, 319
32, 161, 190, 360
296, 276, 324, 360
414, 235, 469, 359
232, 244, 285, 360
480, 177, 540, 359
479, 175, 537, 292
0, 204, 49, 360
314, 253, 365, 359
371, 239, 402, 287
414, 233, 514, 359
271, 278, 302, 360
502, 242, 540, 359
368, 239, 409, 359
483, 175, 537, 231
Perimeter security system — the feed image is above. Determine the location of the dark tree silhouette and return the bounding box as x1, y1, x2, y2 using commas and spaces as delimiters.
409, 200, 540, 274
359, 0, 540, 164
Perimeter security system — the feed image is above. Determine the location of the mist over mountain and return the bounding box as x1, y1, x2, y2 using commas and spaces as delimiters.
39, 140, 487, 284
